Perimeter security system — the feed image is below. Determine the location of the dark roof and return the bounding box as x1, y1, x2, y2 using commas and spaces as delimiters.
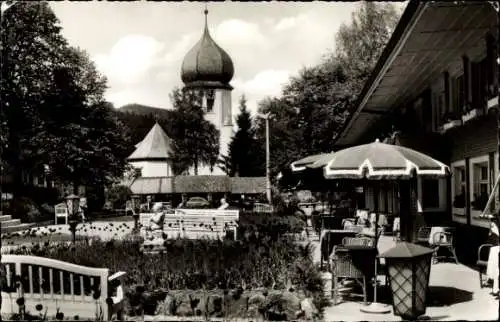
130, 177, 174, 194
230, 177, 267, 194
127, 123, 173, 161
174, 175, 230, 193
129, 175, 268, 194
334, 0, 421, 148
181, 10, 234, 89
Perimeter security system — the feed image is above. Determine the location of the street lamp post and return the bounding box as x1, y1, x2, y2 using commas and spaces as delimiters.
65, 194, 81, 245
257, 113, 272, 204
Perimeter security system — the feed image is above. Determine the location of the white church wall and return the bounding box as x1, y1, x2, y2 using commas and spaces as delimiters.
130, 161, 172, 177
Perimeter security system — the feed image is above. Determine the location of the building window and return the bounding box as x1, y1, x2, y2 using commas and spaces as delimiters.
451, 161, 466, 209
205, 90, 215, 113
422, 179, 440, 209
453, 74, 465, 113
470, 155, 490, 211
433, 92, 445, 131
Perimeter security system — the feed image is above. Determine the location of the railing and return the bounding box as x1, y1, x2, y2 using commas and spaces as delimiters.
253, 203, 273, 214
140, 209, 239, 240
1, 255, 109, 319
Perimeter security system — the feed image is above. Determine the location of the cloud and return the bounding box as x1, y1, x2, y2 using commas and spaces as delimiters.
234, 70, 291, 97
273, 14, 307, 32
214, 19, 267, 46
163, 33, 198, 66
93, 35, 165, 85
232, 70, 292, 116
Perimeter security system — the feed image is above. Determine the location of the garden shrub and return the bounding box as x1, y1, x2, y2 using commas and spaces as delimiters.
5, 197, 41, 223
7, 218, 326, 319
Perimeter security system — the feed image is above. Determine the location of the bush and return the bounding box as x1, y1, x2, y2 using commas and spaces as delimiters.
5, 197, 42, 223
238, 212, 305, 236
105, 185, 132, 210
7, 217, 326, 319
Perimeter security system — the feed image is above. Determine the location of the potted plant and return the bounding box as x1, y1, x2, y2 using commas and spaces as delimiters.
462, 102, 483, 123
440, 112, 462, 132
487, 84, 499, 110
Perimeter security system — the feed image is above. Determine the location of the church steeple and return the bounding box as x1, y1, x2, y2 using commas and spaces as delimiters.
180, 7, 234, 90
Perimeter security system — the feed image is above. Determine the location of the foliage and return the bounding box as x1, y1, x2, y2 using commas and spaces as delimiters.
1, 1, 68, 193
105, 185, 132, 210
238, 212, 306, 235
1, 2, 130, 195
169, 88, 220, 175
254, 2, 401, 178
333, 1, 401, 92
221, 95, 265, 177
9, 233, 323, 314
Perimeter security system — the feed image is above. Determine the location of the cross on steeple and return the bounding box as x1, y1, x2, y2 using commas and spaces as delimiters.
204, 2, 209, 31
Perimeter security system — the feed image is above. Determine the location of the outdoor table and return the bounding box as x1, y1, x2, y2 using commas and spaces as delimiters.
320, 229, 358, 261
486, 245, 500, 293
428, 226, 451, 245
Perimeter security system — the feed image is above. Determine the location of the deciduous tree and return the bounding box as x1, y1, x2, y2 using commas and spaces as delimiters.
169, 88, 220, 175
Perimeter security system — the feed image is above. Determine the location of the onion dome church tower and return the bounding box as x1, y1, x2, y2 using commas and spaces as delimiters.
180, 8, 234, 176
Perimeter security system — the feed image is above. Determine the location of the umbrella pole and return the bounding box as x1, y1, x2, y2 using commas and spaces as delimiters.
360, 181, 390, 314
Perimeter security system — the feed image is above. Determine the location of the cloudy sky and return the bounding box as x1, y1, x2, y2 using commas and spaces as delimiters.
50, 1, 406, 115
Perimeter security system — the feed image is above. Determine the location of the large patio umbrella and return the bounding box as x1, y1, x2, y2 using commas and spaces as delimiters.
322, 139, 449, 314
290, 152, 338, 208
323, 139, 448, 180
291, 152, 336, 172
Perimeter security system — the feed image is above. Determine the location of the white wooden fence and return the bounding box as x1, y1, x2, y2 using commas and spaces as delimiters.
1, 255, 109, 319
140, 209, 239, 240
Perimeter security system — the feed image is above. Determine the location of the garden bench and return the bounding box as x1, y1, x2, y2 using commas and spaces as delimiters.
1, 255, 110, 320
140, 210, 239, 240
54, 203, 68, 225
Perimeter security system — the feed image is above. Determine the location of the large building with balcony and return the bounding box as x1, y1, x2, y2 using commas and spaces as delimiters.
335, 1, 499, 262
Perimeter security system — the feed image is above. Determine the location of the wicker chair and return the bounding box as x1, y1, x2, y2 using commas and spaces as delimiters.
330, 238, 377, 305
432, 231, 459, 264
477, 243, 494, 288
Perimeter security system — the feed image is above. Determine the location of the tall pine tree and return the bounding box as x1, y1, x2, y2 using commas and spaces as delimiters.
222, 96, 264, 177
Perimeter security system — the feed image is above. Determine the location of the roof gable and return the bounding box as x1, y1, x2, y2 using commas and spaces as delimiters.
128, 123, 173, 161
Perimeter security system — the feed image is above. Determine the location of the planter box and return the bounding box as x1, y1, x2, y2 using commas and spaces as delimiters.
487, 96, 498, 111
439, 120, 461, 133
462, 108, 483, 123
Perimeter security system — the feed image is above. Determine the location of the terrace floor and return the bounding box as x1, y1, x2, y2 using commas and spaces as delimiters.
314, 236, 499, 321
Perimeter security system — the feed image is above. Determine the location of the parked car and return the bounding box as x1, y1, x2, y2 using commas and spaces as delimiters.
152, 202, 172, 212
184, 197, 210, 209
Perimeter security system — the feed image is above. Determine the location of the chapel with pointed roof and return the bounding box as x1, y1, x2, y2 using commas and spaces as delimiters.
127, 122, 174, 177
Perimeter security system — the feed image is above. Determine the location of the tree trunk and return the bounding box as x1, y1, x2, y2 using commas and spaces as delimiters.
194, 160, 198, 176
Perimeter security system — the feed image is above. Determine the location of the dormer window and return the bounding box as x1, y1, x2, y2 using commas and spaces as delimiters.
206, 89, 215, 113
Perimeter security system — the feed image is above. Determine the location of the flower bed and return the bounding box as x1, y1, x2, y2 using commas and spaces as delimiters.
4, 214, 326, 320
